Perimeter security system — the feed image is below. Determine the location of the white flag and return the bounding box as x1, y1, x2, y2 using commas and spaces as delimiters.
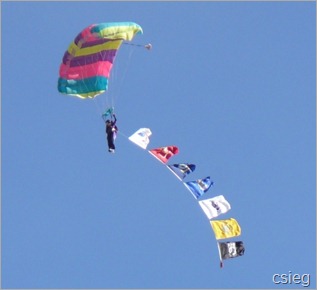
198, 195, 231, 219
128, 128, 152, 149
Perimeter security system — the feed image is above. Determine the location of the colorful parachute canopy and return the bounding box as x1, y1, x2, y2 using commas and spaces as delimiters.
166, 163, 196, 180
183, 176, 213, 199
198, 195, 231, 219
58, 22, 143, 99
149, 146, 179, 164
129, 128, 152, 149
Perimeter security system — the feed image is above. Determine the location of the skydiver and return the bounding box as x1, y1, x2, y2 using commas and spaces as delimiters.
105, 114, 118, 153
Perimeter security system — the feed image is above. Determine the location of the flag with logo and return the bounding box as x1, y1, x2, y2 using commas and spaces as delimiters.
149, 146, 179, 164
166, 163, 196, 180
199, 195, 231, 219
183, 176, 213, 199
210, 218, 241, 240
128, 128, 152, 149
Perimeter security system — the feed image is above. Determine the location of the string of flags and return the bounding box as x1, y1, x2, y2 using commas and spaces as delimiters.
128, 128, 245, 268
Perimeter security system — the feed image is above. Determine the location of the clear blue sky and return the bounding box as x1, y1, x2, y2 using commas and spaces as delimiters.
2, 1, 316, 289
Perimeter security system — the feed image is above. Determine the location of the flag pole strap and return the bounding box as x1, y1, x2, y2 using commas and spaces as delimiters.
182, 182, 199, 199
165, 165, 183, 181
216, 242, 224, 268
148, 150, 166, 164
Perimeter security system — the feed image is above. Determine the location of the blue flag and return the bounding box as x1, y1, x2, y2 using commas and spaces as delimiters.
184, 176, 213, 199
166, 163, 196, 180
102, 107, 114, 121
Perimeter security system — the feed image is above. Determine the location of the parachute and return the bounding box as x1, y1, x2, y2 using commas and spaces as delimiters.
58, 22, 146, 100
58, 22, 244, 267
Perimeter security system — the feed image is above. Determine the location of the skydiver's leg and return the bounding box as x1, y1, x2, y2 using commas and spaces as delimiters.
107, 135, 112, 151
111, 138, 115, 150
108, 134, 115, 150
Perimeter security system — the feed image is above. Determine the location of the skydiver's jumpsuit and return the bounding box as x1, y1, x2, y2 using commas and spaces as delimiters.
106, 115, 117, 151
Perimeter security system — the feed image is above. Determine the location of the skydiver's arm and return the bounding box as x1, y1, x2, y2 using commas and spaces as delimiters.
112, 114, 117, 125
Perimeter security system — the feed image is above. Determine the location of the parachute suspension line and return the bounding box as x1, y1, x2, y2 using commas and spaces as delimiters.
94, 49, 113, 121
103, 49, 112, 110
123, 42, 152, 50
107, 42, 137, 112
94, 47, 115, 118
116, 45, 135, 105
93, 41, 152, 120
93, 97, 104, 119
109, 49, 118, 110
104, 42, 120, 112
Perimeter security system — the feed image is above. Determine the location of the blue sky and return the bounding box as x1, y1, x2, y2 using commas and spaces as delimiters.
1, 1, 316, 289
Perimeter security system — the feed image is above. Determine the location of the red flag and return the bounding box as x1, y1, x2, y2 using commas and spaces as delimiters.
149, 146, 179, 164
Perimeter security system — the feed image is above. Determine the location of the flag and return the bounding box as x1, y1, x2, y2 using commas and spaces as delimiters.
128, 128, 152, 149
210, 218, 241, 240
149, 146, 179, 164
198, 195, 231, 219
101, 107, 114, 121
183, 176, 213, 199
166, 163, 196, 180
218, 241, 245, 260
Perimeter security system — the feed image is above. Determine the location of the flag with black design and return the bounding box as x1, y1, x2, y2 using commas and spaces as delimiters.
218, 241, 245, 260
167, 163, 196, 180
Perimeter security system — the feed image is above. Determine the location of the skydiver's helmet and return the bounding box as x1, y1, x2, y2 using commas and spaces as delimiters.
106, 120, 111, 124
